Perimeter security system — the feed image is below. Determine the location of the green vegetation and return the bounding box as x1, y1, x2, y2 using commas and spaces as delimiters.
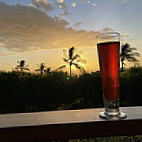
0, 67, 142, 114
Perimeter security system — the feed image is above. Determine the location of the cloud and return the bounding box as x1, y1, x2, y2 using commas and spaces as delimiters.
29, 4, 38, 9
101, 27, 114, 32
120, 33, 131, 39
59, 9, 71, 16
57, 0, 64, 3
31, 0, 70, 16
31, 0, 53, 11
92, 3, 96, 7
122, 0, 128, 3
124, 33, 131, 37
71, 3, 76, 7
0, 2, 99, 55
56, 1, 71, 16
86, 1, 91, 4
73, 22, 83, 27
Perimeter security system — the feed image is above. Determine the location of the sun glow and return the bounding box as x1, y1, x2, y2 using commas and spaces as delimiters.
0, 0, 141, 73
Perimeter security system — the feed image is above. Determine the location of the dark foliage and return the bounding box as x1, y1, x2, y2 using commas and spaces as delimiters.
120, 67, 142, 106
0, 67, 142, 114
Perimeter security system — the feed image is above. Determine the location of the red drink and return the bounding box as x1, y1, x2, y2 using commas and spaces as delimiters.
97, 41, 120, 101
97, 32, 126, 119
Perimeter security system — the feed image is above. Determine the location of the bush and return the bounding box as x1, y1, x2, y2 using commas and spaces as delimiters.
0, 67, 142, 114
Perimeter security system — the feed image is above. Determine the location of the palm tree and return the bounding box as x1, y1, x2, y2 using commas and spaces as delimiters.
120, 43, 140, 71
35, 63, 46, 75
58, 47, 86, 78
15, 60, 29, 71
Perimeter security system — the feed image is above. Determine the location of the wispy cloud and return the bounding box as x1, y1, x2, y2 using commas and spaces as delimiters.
73, 22, 83, 27
31, 0, 97, 15
57, 0, 64, 3
101, 27, 114, 32
29, 4, 37, 9
124, 33, 131, 37
86, 1, 91, 4
122, 0, 128, 3
31, 0, 70, 16
56, 2, 71, 16
71, 3, 76, 7
0, 2, 99, 55
92, 3, 96, 7
32, 0, 53, 11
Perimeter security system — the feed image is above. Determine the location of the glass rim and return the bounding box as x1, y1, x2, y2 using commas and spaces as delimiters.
97, 32, 120, 39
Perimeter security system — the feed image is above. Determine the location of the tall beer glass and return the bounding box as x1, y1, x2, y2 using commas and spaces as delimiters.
97, 32, 127, 120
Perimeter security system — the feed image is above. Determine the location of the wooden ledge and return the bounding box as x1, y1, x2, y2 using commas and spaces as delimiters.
0, 107, 142, 142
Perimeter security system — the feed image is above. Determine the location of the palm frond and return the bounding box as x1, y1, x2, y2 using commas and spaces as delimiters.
72, 54, 80, 61
35, 69, 41, 72
45, 67, 51, 73
125, 53, 140, 59
130, 52, 140, 57
63, 58, 69, 63
72, 63, 86, 73
76, 59, 87, 64
120, 43, 140, 62
55, 65, 66, 71
23, 68, 30, 71
16, 65, 20, 68
128, 47, 137, 51
123, 48, 136, 54
125, 56, 138, 62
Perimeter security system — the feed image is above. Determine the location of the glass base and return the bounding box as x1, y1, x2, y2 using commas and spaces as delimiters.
99, 111, 127, 120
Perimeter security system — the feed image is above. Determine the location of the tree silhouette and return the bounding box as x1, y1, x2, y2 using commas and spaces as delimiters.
15, 60, 29, 71
44, 67, 51, 74
120, 43, 140, 71
35, 63, 51, 75
59, 47, 86, 78
35, 63, 46, 75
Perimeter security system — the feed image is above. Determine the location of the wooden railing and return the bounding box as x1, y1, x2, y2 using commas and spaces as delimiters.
0, 107, 142, 142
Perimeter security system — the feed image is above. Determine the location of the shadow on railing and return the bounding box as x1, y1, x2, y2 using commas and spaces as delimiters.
0, 107, 142, 142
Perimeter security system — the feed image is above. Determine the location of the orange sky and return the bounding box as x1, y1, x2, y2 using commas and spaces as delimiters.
0, 47, 99, 73
0, 0, 142, 73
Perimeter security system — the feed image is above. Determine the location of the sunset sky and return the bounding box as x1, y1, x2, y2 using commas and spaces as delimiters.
0, 0, 142, 73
